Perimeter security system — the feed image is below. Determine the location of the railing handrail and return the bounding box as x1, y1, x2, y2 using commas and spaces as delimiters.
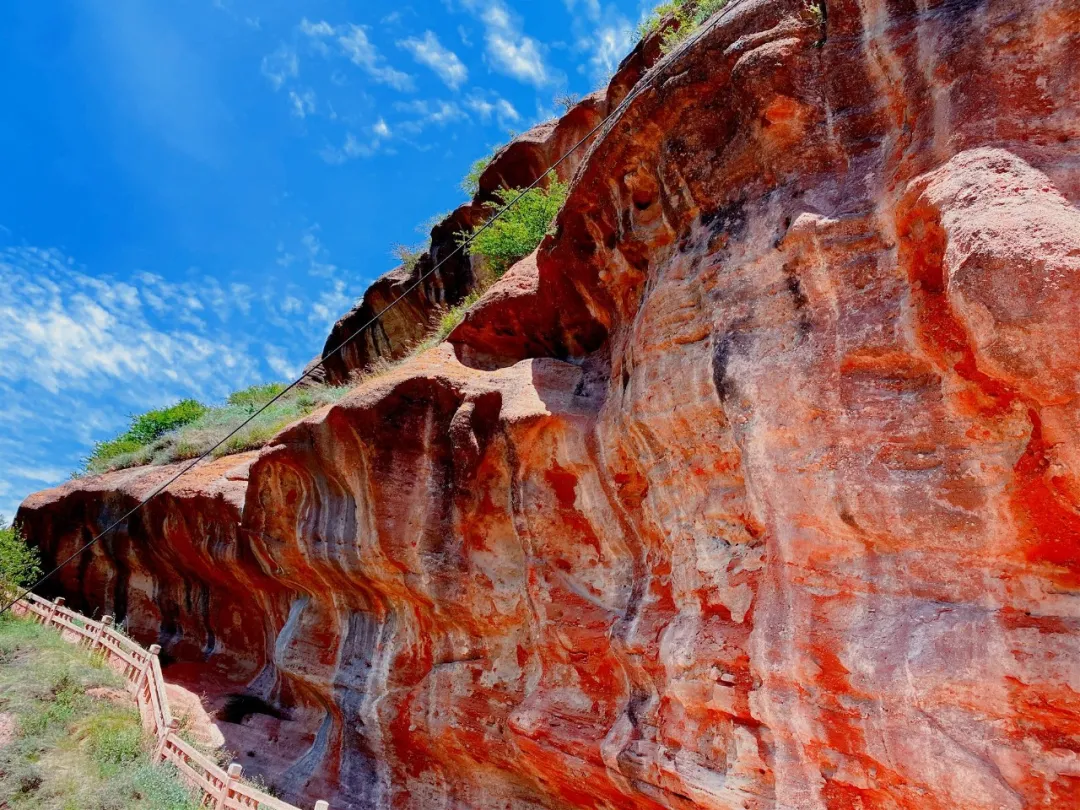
10, 594, 328, 810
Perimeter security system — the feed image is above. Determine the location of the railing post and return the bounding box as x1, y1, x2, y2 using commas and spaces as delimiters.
48, 597, 64, 628
141, 643, 160, 687
315, 802, 330, 810
92, 615, 113, 653
216, 762, 242, 809
155, 717, 178, 762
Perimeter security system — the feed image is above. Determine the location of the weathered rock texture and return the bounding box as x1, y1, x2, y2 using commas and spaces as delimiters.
314, 26, 669, 385
18, 0, 1080, 808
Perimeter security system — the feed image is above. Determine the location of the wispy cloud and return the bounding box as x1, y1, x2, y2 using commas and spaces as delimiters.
289, 88, 317, 118
0, 230, 365, 519
586, 19, 632, 82
0, 246, 261, 398
464, 91, 521, 127
298, 21, 416, 92
566, 1, 634, 83
261, 44, 299, 90
461, 0, 555, 87
319, 120, 394, 164
393, 99, 468, 135
397, 31, 468, 90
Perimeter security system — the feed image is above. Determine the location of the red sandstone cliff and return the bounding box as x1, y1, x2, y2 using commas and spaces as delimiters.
17, 0, 1080, 808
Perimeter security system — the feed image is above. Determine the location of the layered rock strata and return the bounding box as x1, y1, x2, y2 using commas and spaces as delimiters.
18, 0, 1080, 808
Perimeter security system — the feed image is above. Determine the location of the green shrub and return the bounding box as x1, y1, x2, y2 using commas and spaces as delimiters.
461, 155, 493, 197
461, 172, 569, 276
226, 383, 287, 412
123, 400, 208, 445
638, 0, 729, 51
82, 384, 351, 475
85, 399, 208, 471
0, 520, 41, 599
432, 292, 481, 346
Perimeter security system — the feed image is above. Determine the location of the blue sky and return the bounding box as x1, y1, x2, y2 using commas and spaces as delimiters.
0, 0, 651, 519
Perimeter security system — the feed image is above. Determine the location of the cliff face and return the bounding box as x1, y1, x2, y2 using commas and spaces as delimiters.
17, 0, 1080, 808
313, 31, 666, 385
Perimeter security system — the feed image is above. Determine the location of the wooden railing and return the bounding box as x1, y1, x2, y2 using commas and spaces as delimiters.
11, 592, 329, 810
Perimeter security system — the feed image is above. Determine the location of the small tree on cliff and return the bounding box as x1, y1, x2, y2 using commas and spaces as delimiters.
0, 517, 41, 600
461, 172, 569, 276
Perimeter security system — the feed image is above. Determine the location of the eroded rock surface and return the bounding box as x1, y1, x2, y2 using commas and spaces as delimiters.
18, 0, 1080, 807
315, 28, 669, 385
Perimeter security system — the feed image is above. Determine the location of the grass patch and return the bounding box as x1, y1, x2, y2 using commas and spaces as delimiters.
0, 614, 202, 810
460, 172, 569, 277
84, 401, 207, 471
82, 383, 351, 475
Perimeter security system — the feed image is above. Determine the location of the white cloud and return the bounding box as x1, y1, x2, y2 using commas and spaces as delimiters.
462, 0, 554, 87
397, 31, 468, 90
336, 25, 415, 91
0, 248, 260, 397
565, 2, 633, 83
299, 18, 335, 38
464, 91, 521, 126
289, 88, 317, 118
0, 232, 366, 519
393, 99, 467, 134
319, 118, 393, 164
7, 464, 69, 483
563, 0, 603, 19
265, 346, 300, 380
310, 280, 353, 329
297, 19, 415, 91
261, 44, 298, 90
587, 19, 632, 82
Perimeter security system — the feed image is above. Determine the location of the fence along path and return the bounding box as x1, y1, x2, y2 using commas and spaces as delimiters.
11, 592, 329, 810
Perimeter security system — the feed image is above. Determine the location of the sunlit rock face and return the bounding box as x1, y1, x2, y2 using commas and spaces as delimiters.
19, 0, 1080, 807
314, 29, 668, 386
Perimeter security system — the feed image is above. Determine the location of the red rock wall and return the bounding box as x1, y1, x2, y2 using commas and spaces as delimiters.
314, 29, 668, 385
18, 0, 1080, 808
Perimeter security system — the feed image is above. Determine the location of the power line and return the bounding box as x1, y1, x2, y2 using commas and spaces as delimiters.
1, 6, 738, 616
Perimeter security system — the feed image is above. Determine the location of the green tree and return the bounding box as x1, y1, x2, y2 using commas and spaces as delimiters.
0, 519, 41, 599
462, 173, 569, 276
461, 155, 493, 197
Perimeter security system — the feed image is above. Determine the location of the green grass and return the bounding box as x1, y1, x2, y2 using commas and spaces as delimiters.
0, 614, 202, 810
461, 172, 569, 277
82, 383, 352, 475
638, 0, 729, 51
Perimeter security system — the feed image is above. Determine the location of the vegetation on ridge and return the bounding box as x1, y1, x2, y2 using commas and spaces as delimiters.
639, 0, 730, 52
82, 382, 350, 476
0, 614, 203, 809
461, 155, 493, 197
461, 172, 569, 277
